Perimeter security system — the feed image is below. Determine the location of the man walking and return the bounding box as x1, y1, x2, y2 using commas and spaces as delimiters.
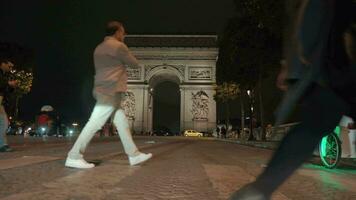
65, 21, 152, 169
229, 0, 356, 199
0, 59, 16, 152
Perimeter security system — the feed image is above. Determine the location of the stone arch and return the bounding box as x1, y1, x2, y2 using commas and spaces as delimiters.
146, 65, 184, 87
145, 65, 183, 134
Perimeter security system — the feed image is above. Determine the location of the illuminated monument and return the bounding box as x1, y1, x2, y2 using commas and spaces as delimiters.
122, 35, 217, 134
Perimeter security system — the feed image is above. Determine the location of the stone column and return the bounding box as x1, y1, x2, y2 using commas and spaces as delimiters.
142, 85, 150, 134
180, 86, 185, 133
147, 87, 154, 133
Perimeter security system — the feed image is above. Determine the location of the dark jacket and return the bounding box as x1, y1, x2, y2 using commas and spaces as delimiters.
287, 0, 356, 83
0, 69, 14, 104
286, 0, 334, 82
276, 0, 356, 124
325, 0, 356, 88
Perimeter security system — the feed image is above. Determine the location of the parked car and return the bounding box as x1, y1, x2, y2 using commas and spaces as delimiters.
184, 130, 203, 137
153, 127, 174, 136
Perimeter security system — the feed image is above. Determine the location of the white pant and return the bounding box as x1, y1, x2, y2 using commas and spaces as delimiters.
68, 93, 139, 159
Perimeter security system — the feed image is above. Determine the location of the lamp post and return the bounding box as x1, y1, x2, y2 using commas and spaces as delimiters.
148, 87, 154, 134
247, 89, 254, 140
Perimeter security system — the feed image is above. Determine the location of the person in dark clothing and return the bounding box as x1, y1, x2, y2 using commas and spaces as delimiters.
0, 59, 17, 152
221, 126, 227, 139
229, 0, 356, 199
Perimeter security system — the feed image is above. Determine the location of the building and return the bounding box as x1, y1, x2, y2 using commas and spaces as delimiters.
122, 35, 218, 134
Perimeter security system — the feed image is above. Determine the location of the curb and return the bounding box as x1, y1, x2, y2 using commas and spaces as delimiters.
216, 138, 280, 150
217, 138, 356, 168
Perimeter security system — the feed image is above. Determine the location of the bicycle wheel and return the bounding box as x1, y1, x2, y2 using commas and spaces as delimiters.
319, 132, 342, 169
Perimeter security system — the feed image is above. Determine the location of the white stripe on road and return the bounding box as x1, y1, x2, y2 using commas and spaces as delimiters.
203, 164, 290, 200
0, 156, 61, 170
2, 159, 139, 200
297, 165, 356, 192
0, 142, 156, 171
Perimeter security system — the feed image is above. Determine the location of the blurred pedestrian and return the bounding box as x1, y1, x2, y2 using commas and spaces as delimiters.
221, 126, 226, 139
0, 59, 17, 152
65, 21, 152, 169
230, 0, 356, 199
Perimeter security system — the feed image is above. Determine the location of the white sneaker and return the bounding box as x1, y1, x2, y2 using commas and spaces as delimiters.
65, 157, 95, 169
129, 153, 152, 166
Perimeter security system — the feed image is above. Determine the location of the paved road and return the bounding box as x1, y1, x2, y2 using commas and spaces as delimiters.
0, 136, 355, 200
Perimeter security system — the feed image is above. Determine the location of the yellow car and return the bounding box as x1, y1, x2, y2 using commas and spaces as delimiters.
184, 130, 203, 137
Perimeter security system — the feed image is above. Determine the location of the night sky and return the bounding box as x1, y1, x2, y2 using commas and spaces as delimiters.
0, 0, 236, 123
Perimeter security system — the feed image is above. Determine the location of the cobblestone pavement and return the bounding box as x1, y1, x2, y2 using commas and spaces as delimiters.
0, 136, 356, 199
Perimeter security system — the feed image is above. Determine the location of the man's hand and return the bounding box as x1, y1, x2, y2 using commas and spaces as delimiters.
297, 43, 312, 66
8, 80, 18, 88
299, 55, 312, 66
276, 60, 289, 91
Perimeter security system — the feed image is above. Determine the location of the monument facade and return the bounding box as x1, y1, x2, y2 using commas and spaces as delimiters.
122, 35, 218, 134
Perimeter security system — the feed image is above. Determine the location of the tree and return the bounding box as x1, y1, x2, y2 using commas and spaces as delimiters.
214, 82, 240, 135
237, 0, 284, 140
10, 69, 34, 119
0, 42, 35, 119
216, 0, 284, 140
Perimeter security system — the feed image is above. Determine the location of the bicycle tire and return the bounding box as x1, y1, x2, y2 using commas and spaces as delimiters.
319, 132, 342, 169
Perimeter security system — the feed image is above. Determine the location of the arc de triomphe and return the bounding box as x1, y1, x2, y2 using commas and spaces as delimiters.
121, 35, 217, 134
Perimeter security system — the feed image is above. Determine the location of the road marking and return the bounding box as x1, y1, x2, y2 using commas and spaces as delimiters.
298, 165, 356, 192
203, 164, 290, 200
0, 156, 61, 170
2, 159, 138, 200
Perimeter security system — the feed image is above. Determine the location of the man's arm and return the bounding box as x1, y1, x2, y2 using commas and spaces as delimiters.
117, 43, 140, 67
0, 74, 16, 105
276, 59, 289, 91
0, 72, 8, 97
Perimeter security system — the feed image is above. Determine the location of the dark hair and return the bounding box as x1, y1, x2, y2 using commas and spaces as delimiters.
105, 21, 123, 36
0, 58, 10, 64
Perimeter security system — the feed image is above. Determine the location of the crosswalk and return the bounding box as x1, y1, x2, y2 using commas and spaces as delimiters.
0, 156, 61, 170
203, 164, 290, 200
1, 159, 137, 200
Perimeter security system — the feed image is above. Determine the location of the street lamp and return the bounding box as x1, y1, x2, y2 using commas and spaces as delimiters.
247, 89, 254, 140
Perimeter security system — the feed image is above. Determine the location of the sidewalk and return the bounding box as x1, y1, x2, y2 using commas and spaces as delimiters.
218, 137, 356, 168
217, 138, 280, 150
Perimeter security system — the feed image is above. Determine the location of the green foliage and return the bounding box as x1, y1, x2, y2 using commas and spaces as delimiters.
214, 82, 240, 102
11, 69, 34, 97
1, 42, 35, 119
234, 0, 284, 38
0, 42, 35, 97
216, 0, 284, 89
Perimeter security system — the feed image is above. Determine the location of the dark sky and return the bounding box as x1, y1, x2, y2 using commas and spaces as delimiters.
0, 0, 236, 123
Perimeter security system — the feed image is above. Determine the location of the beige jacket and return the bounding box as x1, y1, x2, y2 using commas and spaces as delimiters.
93, 36, 139, 97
